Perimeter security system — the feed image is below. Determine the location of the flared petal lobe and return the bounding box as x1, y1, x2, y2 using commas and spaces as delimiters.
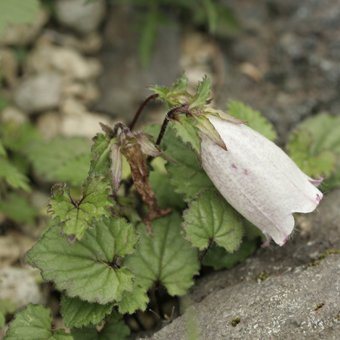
201, 116, 323, 246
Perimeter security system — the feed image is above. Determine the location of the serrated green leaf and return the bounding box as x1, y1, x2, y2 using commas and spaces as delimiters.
189, 76, 212, 109
4, 304, 72, 340
126, 213, 199, 296
286, 113, 340, 190
0, 122, 41, 153
287, 130, 336, 177
146, 124, 213, 200
172, 116, 201, 154
183, 190, 244, 252
202, 238, 258, 270
0, 0, 41, 34
26, 137, 91, 186
0, 193, 37, 224
61, 296, 113, 328
116, 284, 149, 314
50, 332, 73, 340
26, 218, 136, 304
138, 3, 158, 67
89, 133, 115, 178
72, 313, 129, 340
50, 177, 114, 239
0, 158, 30, 191
227, 100, 277, 141
0, 96, 9, 111
149, 169, 185, 210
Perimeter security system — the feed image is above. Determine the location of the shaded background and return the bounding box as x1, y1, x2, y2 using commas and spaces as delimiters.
1, 0, 340, 338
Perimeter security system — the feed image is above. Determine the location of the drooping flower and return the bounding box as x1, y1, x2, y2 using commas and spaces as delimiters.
200, 115, 323, 246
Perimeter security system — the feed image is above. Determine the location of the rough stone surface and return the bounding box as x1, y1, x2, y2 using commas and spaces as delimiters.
14, 72, 62, 113
96, 0, 340, 138
55, 0, 106, 34
149, 190, 340, 339
218, 0, 340, 140
27, 43, 101, 80
0, 267, 43, 309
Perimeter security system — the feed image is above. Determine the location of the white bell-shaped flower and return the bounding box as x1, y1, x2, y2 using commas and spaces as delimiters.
201, 115, 323, 246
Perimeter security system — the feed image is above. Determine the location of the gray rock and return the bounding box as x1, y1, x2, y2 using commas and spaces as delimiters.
14, 72, 62, 113
55, 0, 106, 34
150, 190, 340, 339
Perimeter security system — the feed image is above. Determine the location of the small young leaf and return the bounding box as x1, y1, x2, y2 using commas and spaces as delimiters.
4, 304, 72, 340
71, 313, 130, 340
116, 284, 149, 314
0, 193, 37, 224
189, 76, 212, 110
126, 213, 199, 296
26, 218, 136, 304
183, 190, 244, 252
150, 75, 189, 107
27, 137, 91, 186
50, 177, 114, 239
202, 238, 258, 270
0, 158, 30, 191
227, 100, 277, 141
61, 296, 114, 328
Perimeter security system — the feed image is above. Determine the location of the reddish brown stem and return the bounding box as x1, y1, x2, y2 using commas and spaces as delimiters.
129, 93, 159, 130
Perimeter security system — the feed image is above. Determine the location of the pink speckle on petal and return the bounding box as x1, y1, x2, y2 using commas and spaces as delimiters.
243, 169, 249, 175
232, 163, 238, 169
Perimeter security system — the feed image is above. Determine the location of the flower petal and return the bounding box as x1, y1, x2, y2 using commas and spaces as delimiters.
201, 116, 323, 246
